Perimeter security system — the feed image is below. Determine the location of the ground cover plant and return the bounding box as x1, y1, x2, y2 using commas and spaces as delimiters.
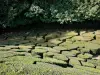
0, 29, 100, 75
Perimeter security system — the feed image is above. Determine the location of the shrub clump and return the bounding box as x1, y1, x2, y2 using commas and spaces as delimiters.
0, 0, 100, 27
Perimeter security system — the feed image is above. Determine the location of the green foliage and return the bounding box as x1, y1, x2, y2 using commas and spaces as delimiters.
1, 0, 100, 27
25, 4, 44, 18
78, 53, 93, 59
7, 0, 30, 27
1, 61, 100, 75
0, 0, 9, 27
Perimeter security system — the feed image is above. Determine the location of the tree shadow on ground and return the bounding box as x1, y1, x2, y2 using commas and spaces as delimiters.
0, 20, 100, 34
